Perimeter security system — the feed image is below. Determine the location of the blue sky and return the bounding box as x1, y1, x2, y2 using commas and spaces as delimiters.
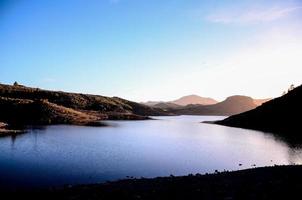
1, 0, 302, 101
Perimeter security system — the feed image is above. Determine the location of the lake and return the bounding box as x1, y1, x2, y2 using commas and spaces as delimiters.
0, 115, 301, 189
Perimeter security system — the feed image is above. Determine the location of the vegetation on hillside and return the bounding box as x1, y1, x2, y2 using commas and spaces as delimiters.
0, 83, 169, 131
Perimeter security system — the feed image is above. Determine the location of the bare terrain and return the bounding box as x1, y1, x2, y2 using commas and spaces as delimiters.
0, 83, 169, 133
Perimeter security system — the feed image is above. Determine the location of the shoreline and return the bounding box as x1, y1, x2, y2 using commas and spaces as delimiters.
0, 122, 25, 136
2, 165, 302, 199
0, 115, 155, 137
0, 128, 25, 137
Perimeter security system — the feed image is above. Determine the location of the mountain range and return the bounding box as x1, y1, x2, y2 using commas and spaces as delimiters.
168, 95, 259, 116
0, 83, 273, 134
143, 95, 218, 107
144, 95, 271, 116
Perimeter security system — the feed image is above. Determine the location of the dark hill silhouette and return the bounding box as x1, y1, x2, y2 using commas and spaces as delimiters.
253, 98, 271, 106
216, 85, 302, 137
5, 165, 302, 200
171, 95, 257, 116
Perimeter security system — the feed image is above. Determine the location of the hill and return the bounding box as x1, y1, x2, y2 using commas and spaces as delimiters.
171, 95, 218, 106
171, 95, 257, 116
216, 85, 302, 138
142, 101, 163, 107
0, 83, 168, 129
152, 102, 183, 110
0, 97, 105, 126
253, 98, 271, 106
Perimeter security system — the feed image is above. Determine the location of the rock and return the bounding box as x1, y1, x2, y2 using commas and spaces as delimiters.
0, 122, 8, 128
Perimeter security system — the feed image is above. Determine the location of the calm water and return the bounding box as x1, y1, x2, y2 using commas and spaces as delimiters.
0, 115, 301, 188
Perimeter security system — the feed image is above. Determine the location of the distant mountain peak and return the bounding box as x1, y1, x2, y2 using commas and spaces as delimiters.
171, 95, 218, 106
224, 95, 254, 102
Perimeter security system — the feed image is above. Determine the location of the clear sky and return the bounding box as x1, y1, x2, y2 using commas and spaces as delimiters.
1, 0, 302, 102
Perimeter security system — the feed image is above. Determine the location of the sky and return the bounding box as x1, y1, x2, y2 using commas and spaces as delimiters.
0, 0, 302, 102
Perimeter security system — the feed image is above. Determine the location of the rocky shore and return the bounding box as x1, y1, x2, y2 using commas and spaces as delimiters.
2, 165, 301, 200
0, 122, 24, 136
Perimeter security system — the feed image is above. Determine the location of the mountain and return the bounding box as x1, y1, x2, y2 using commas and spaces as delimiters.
171, 95, 258, 116
171, 95, 218, 106
216, 85, 302, 138
142, 101, 163, 107
0, 83, 169, 128
141, 94, 217, 108
153, 102, 183, 110
253, 98, 271, 106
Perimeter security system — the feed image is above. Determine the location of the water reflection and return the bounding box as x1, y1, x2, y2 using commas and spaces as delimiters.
10, 134, 16, 149
0, 115, 301, 189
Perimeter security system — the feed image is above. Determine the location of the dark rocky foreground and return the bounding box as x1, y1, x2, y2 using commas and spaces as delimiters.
3, 165, 302, 200
216, 84, 302, 142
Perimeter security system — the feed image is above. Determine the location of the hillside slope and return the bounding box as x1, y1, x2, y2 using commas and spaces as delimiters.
0, 83, 168, 128
253, 98, 271, 106
171, 96, 257, 116
0, 84, 166, 115
153, 102, 183, 110
0, 97, 105, 126
216, 85, 302, 137
171, 95, 218, 106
